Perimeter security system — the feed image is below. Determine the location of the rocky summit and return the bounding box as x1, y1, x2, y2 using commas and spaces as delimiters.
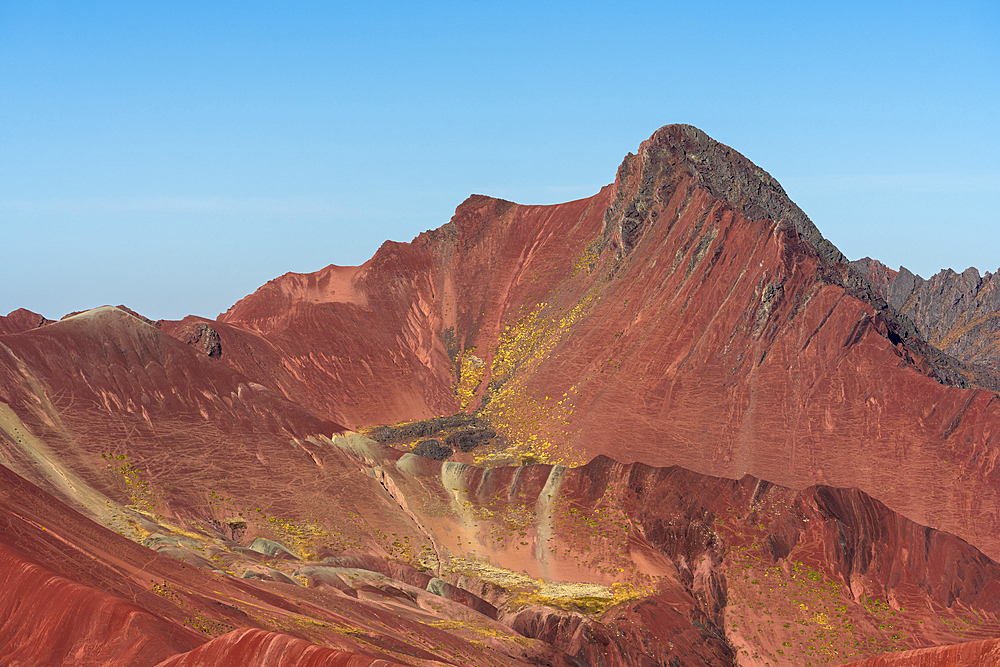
2, 125, 999, 667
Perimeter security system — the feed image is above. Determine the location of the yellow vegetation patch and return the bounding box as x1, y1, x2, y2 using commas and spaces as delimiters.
477, 264, 604, 467
446, 556, 655, 617
428, 619, 530, 646
264, 515, 333, 560
570, 239, 601, 277
500, 503, 535, 531
103, 452, 158, 514
455, 350, 486, 410
512, 580, 657, 616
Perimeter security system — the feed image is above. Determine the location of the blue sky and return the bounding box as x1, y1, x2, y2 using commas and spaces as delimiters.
2, 1, 997, 320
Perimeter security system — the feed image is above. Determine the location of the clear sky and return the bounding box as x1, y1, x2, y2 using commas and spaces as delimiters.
2, 1, 998, 321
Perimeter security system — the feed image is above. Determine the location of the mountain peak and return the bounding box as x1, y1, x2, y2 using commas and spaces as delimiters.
603, 124, 845, 267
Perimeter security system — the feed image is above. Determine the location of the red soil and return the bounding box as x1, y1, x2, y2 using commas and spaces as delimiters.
843, 637, 1000, 666
152, 628, 409, 667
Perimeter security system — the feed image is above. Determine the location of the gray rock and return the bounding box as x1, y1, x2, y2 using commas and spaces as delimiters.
247, 537, 299, 560
412, 439, 453, 461
178, 322, 223, 358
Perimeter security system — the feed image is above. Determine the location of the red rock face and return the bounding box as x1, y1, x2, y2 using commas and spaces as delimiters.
158, 192, 615, 431
0, 461, 203, 666
152, 628, 410, 667
0, 307, 53, 335
0, 543, 197, 666
5, 124, 1000, 666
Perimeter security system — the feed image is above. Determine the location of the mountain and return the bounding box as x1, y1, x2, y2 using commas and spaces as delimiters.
164, 125, 1000, 561
853, 257, 1000, 373
2, 124, 1000, 666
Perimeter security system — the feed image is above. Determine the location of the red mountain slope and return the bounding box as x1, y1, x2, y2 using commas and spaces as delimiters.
152, 628, 410, 667
843, 637, 1000, 666
0, 308, 53, 335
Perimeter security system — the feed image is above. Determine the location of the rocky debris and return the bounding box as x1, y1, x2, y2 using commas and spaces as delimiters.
367, 413, 481, 444
752, 280, 785, 338
444, 427, 497, 452
223, 518, 247, 541
367, 415, 498, 454
411, 439, 453, 460
175, 321, 223, 358
441, 326, 460, 363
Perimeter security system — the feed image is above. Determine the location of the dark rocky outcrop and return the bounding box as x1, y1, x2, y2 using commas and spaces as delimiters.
854, 257, 1000, 373
411, 439, 452, 460
367, 414, 482, 444
601, 124, 844, 266
174, 321, 223, 358
444, 427, 497, 452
